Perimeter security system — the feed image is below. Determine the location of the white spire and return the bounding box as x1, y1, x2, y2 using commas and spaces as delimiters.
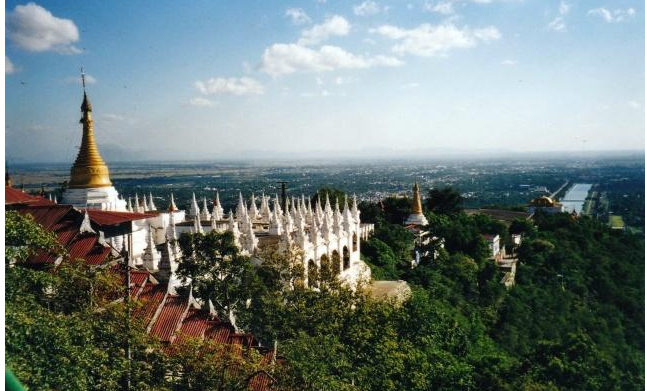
53, 195, 58, 204
279, 221, 293, 253
321, 211, 332, 242
194, 214, 204, 234
309, 218, 320, 245
274, 194, 283, 217
190, 193, 200, 217
168, 193, 178, 211
316, 196, 324, 220
324, 193, 333, 217
236, 192, 247, 220
142, 226, 161, 271
48, 194, 52, 201
269, 203, 283, 236
333, 200, 342, 234
290, 196, 297, 218
167, 210, 178, 242
284, 205, 294, 233
200, 197, 211, 221
148, 193, 157, 211
127, 197, 133, 213
306, 198, 314, 226
210, 204, 219, 230
134, 193, 142, 213
79, 209, 96, 235
260, 193, 271, 222
342, 195, 354, 231
212, 191, 224, 220
242, 215, 257, 253
248, 193, 259, 220
228, 210, 241, 247
143, 194, 149, 211
351, 194, 360, 222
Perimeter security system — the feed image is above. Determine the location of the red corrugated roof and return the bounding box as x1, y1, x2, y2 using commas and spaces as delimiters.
16, 205, 74, 230
66, 235, 111, 265
87, 209, 156, 226
249, 372, 275, 391
173, 309, 212, 346
133, 283, 167, 328
207, 324, 232, 344
150, 295, 188, 342
5, 186, 54, 205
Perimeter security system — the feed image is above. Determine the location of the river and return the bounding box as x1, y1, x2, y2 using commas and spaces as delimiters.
561, 183, 592, 214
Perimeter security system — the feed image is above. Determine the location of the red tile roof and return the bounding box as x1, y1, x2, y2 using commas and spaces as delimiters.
5, 186, 54, 205
207, 323, 232, 344
17, 205, 75, 231
173, 309, 212, 346
12, 204, 110, 267
133, 283, 167, 329
87, 209, 156, 226
149, 295, 189, 342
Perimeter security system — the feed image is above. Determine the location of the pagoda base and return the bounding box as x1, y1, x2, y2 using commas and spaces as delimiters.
62, 186, 127, 211
404, 213, 428, 226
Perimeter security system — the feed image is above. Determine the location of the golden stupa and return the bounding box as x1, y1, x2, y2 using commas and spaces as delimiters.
411, 182, 423, 214
68, 79, 112, 189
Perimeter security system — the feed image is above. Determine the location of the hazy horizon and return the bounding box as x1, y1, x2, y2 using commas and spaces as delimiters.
7, 148, 644, 166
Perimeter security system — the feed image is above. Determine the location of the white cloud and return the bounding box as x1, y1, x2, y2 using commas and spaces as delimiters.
424, 1, 454, 15
6, 3, 80, 54
260, 43, 402, 76
195, 77, 265, 96
588, 8, 636, 23
558, 1, 569, 15
335, 76, 356, 85
371, 23, 501, 57
101, 113, 126, 121
190, 97, 217, 107
500, 59, 517, 66
548, 1, 569, 32
628, 100, 641, 109
6, 56, 17, 75
63, 74, 97, 85
297, 15, 350, 46
285, 8, 311, 25
548, 17, 565, 32
354, 1, 382, 16
401, 82, 420, 89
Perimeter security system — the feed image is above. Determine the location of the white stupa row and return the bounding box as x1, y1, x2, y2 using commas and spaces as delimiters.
91, 189, 373, 289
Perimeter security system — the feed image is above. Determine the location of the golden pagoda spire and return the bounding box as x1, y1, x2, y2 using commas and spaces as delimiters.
68, 69, 112, 189
411, 182, 423, 215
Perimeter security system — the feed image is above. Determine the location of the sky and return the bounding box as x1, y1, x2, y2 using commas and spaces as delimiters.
4, 0, 645, 163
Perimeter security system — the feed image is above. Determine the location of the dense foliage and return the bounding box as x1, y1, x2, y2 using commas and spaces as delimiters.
5, 212, 271, 391
6, 175, 645, 390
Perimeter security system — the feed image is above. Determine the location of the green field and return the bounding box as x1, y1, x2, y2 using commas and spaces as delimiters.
608, 215, 625, 229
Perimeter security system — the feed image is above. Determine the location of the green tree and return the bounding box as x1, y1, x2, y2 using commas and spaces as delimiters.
5, 212, 164, 390
311, 187, 347, 207
427, 187, 464, 215
176, 230, 258, 331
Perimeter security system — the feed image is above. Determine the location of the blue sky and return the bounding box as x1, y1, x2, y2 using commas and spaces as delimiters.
5, 0, 645, 162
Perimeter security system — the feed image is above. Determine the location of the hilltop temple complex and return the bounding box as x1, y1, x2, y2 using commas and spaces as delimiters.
47, 82, 374, 290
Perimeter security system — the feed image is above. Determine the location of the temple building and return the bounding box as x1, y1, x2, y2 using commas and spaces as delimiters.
54, 81, 373, 290
527, 195, 564, 215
